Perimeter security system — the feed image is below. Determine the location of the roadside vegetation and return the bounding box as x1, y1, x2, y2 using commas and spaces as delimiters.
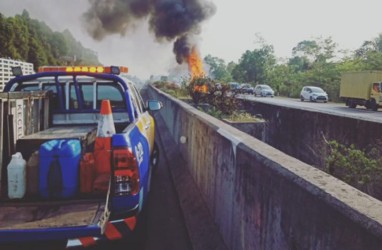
153, 77, 262, 122
325, 140, 382, 199
152, 81, 189, 99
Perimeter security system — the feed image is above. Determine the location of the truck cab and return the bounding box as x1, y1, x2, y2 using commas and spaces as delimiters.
340, 71, 382, 111
0, 65, 162, 248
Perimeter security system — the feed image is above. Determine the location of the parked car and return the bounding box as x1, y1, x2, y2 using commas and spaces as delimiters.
226, 82, 241, 96
300, 86, 328, 102
239, 83, 254, 94
229, 82, 240, 91
254, 84, 274, 97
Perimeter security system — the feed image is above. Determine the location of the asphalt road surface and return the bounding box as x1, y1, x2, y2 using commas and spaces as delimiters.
240, 95, 382, 124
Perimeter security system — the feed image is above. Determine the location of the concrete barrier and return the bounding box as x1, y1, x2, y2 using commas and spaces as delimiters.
239, 99, 382, 168
147, 86, 382, 250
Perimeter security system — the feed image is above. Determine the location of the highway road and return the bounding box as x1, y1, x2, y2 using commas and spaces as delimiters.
239, 95, 382, 124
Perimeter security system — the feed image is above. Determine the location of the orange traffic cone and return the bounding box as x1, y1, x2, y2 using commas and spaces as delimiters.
97, 100, 116, 137
94, 100, 116, 178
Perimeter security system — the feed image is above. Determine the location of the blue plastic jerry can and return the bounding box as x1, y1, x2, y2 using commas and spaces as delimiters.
39, 139, 81, 199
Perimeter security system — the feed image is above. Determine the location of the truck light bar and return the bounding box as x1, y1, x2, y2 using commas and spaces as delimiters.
38, 66, 128, 75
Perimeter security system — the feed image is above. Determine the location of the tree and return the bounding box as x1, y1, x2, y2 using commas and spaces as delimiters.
49, 32, 69, 59
204, 54, 232, 81
292, 40, 319, 61
288, 56, 311, 72
0, 14, 9, 57
266, 64, 295, 96
227, 61, 236, 74
289, 37, 342, 100
232, 44, 276, 84
292, 37, 337, 64
28, 36, 48, 68
354, 33, 382, 71
0, 15, 17, 58
13, 14, 30, 59
0, 11, 100, 69
62, 29, 100, 65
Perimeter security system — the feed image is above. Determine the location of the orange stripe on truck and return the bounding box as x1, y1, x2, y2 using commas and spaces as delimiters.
105, 222, 123, 240
124, 217, 137, 231
78, 236, 96, 247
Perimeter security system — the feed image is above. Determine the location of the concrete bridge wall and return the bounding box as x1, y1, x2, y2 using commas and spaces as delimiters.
240, 99, 382, 168
147, 86, 382, 250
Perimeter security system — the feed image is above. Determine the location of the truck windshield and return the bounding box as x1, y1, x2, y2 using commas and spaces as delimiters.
70, 82, 125, 110
311, 87, 325, 93
373, 82, 382, 93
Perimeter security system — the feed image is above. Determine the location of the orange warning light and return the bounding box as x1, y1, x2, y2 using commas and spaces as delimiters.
38, 66, 128, 75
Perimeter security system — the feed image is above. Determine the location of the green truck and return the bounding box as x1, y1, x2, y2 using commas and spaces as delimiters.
340, 71, 382, 111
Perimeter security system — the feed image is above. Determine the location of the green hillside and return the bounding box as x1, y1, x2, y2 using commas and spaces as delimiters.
0, 10, 100, 71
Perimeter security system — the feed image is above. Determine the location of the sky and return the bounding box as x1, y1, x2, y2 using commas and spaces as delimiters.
0, 0, 381, 80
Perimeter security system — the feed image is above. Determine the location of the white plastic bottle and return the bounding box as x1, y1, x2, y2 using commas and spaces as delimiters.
7, 152, 27, 199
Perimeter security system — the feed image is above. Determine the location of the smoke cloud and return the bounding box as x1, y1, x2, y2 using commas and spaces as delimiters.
83, 0, 216, 64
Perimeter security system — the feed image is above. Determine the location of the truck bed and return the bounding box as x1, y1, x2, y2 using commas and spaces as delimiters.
0, 125, 107, 231
0, 199, 105, 229
16, 125, 97, 161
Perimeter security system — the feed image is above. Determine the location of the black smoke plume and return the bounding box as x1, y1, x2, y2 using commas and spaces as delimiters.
83, 0, 216, 64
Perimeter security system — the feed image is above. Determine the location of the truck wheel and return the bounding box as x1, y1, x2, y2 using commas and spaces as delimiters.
365, 100, 371, 109
348, 100, 356, 108
300, 96, 304, 102
371, 99, 378, 111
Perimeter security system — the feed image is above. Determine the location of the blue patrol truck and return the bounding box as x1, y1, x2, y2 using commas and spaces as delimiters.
0, 65, 162, 248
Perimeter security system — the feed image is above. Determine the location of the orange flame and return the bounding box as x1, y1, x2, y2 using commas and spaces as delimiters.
187, 47, 205, 79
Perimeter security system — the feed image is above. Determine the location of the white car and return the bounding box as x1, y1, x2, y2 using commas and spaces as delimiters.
254, 84, 274, 97
300, 86, 328, 102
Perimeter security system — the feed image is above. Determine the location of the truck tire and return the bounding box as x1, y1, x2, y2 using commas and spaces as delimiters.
365, 100, 371, 109
348, 100, 356, 108
371, 99, 378, 111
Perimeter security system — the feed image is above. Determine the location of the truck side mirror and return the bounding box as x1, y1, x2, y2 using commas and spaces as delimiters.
146, 100, 163, 111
